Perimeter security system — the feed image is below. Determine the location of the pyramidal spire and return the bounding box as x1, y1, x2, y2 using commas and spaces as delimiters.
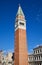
16, 4, 25, 17
15, 5, 26, 31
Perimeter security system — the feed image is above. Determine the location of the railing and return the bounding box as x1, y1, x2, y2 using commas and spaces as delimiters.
28, 58, 42, 62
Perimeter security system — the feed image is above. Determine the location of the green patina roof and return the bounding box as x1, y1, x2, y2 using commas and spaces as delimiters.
17, 5, 24, 16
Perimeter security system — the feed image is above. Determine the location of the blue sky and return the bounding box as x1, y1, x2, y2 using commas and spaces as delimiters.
0, 0, 42, 53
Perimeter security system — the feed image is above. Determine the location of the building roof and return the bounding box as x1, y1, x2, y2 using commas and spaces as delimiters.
16, 5, 24, 17
33, 45, 42, 50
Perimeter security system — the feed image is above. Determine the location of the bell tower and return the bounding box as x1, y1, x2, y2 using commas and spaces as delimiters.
14, 5, 28, 65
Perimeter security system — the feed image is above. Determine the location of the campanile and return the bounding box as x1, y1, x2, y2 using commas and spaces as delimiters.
14, 5, 28, 65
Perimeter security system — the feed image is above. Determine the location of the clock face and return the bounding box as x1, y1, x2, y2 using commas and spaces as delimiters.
15, 20, 26, 30
19, 22, 24, 26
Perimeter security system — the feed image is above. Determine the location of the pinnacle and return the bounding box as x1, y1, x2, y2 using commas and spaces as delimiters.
16, 5, 24, 17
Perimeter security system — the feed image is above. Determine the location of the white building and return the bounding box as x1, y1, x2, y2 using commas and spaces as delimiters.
28, 45, 42, 65
0, 51, 14, 65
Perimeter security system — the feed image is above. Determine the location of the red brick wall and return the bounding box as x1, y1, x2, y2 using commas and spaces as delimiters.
14, 29, 28, 65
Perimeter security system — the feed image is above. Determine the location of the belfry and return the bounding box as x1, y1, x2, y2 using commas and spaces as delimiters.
14, 5, 28, 65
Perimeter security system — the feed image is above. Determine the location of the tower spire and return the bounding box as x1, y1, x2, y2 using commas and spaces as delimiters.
16, 5, 25, 17
15, 5, 26, 31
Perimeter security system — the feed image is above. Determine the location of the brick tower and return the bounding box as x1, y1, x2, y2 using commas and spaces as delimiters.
14, 5, 28, 65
